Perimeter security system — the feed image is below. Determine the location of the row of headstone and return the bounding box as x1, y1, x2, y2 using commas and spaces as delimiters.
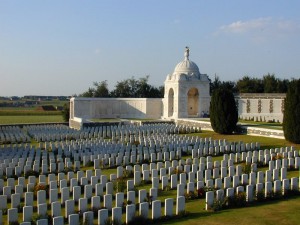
205, 177, 299, 210
23, 123, 195, 142
0, 125, 31, 144
3, 193, 186, 224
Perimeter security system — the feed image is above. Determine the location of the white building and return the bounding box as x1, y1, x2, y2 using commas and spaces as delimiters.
69, 48, 285, 129
163, 47, 210, 119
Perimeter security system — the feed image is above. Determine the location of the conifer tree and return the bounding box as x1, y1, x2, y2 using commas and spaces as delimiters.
283, 79, 300, 143
210, 88, 238, 134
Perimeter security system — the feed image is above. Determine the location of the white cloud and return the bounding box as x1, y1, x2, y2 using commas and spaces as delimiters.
216, 17, 300, 39
219, 17, 271, 33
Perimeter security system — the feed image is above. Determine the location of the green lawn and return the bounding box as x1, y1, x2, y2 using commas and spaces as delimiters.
238, 120, 283, 130
192, 131, 300, 149
161, 196, 300, 225
0, 115, 64, 124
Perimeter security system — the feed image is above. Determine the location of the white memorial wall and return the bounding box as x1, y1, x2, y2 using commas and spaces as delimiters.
69, 48, 286, 129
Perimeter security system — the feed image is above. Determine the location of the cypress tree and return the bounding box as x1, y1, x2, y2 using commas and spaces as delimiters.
62, 103, 70, 122
283, 79, 300, 143
210, 88, 238, 134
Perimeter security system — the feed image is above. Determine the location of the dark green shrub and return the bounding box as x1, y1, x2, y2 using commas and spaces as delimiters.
9, 222, 19, 225
25, 170, 39, 178
228, 192, 247, 207
256, 190, 265, 202
241, 163, 251, 174
127, 215, 149, 225
33, 183, 49, 196
184, 191, 197, 200
212, 198, 228, 211
197, 188, 206, 198
123, 169, 134, 178
210, 88, 238, 134
62, 103, 70, 122
283, 79, 300, 143
113, 178, 127, 192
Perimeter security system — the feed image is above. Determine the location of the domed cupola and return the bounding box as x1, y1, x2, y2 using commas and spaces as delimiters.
173, 47, 200, 75
163, 47, 211, 119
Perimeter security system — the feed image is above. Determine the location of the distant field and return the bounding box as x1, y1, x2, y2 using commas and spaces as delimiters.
0, 115, 64, 124
0, 110, 62, 116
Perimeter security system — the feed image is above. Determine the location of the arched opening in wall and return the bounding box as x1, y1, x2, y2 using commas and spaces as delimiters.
168, 88, 174, 117
187, 88, 199, 117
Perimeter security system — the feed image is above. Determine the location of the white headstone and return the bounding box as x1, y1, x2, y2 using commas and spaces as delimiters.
152, 200, 161, 219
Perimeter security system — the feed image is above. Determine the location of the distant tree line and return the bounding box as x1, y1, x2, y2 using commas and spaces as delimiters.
79, 76, 164, 98
210, 73, 292, 94
80, 73, 294, 98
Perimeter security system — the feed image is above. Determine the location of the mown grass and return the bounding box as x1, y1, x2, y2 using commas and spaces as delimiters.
0, 115, 64, 124
161, 195, 300, 225
190, 130, 300, 150
238, 119, 283, 130
0, 110, 62, 116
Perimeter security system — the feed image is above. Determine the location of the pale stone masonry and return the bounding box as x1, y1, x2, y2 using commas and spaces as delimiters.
69, 48, 286, 129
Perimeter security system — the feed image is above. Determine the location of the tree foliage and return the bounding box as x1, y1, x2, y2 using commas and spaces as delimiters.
236, 76, 264, 93
210, 75, 238, 94
283, 79, 300, 143
80, 76, 163, 98
210, 74, 290, 94
210, 88, 238, 134
62, 103, 70, 122
79, 81, 109, 97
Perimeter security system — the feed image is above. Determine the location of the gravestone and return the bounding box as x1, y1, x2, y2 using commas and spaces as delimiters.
139, 202, 149, 218
51, 201, 61, 217
104, 194, 112, 210
112, 207, 122, 224
176, 196, 185, 215
165, 198, 173, 217
23, 205, 33, 222
126, 204, 136, 224
152, 200, 161, 219
98, 209, 108, 225
206, 191, 214, 210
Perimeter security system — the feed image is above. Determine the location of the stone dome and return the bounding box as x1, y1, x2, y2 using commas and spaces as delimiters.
174, 59, 200, 74
173, 47, 200, 75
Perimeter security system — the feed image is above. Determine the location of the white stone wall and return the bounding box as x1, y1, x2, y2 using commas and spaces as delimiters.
70, 94, 286, 129
70, 97, 163, 121
236, 93, 285, 122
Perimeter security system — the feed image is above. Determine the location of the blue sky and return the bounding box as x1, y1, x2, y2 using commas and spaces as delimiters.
1, 0, 299, 96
